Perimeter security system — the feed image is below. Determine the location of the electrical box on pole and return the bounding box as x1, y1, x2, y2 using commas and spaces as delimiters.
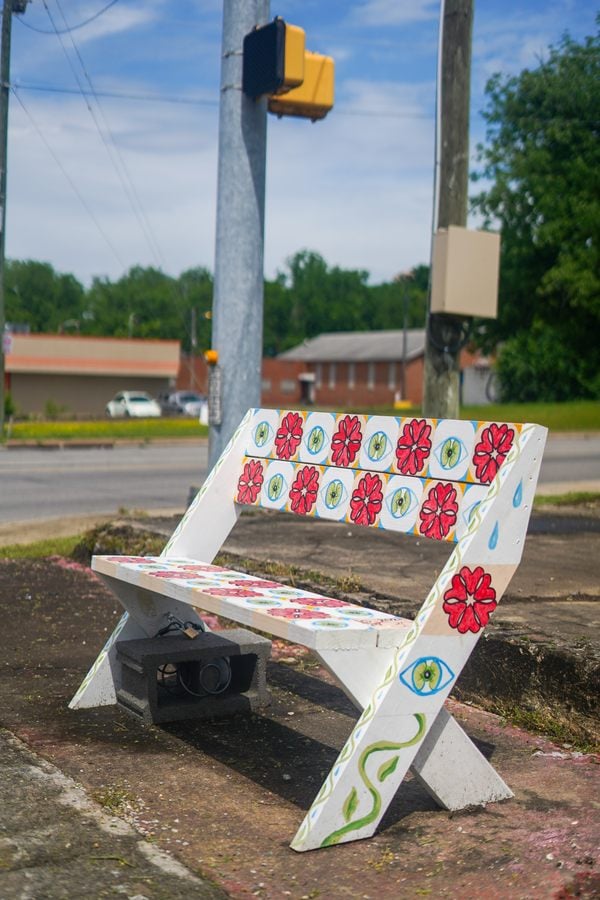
430, 226, 500, 319
268, 51, 334, 121
242, 17, 305, 99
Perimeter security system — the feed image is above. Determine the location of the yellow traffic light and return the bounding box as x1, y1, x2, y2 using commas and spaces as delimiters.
243, 18, 305, 99
268, 51, 334, 121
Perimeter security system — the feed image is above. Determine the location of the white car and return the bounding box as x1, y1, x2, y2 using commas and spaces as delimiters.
106, 391, 162, 418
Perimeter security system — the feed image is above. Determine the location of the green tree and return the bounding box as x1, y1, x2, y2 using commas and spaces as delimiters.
5, 260, 85, 332
471, 21, 600, 400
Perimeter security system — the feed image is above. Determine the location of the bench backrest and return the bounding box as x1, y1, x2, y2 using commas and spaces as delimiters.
162, 408, 547, 578
235, 409, 525, 545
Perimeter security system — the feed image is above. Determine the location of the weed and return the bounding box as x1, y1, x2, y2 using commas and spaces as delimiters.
92, 784, 135, 814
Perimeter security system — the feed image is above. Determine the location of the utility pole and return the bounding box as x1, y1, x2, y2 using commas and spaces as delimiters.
0, 0, 13, 440
422, 0, 473, 418
0, 0, 27, 439
208, 0, 270, 467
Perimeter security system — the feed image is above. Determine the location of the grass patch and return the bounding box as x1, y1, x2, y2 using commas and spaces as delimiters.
0, 535, 81, 559
4, 400, 598, 442
535, 491, 600, 508
460, 400, 600, 432
351, 400, 599, 431
496, 702, 598, 754
6, 417, 208, 442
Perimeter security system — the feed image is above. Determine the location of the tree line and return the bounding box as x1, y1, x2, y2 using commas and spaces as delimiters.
4, 253, 429, 359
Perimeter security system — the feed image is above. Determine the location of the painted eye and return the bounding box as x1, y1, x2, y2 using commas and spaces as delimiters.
267, 473, 287, 501
306, 425, 325, 455
254, 421, 273, 448
366, 430, 392, 463
434, 436, 468, 470
322, 478, 349, 510
386, 486, 418, 519
399, 656, 455, 696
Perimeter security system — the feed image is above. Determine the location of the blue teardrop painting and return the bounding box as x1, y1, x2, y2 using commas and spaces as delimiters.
488, 521, 499, 550
513, 480, 523, 508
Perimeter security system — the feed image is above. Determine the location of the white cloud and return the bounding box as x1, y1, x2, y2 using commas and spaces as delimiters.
348, 0, 439, 27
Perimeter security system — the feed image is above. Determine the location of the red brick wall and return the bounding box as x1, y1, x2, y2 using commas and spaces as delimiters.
178, 348, 480, 410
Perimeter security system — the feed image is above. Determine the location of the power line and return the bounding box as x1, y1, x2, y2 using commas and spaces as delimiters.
11, 86, 126, 269
42, 0, 164, 267
13, 80, 434, 120
16, 0, 119, 35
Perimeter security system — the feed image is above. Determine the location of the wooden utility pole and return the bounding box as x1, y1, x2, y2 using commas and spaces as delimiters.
422, 0, 473, 418
0, 0, 27, 439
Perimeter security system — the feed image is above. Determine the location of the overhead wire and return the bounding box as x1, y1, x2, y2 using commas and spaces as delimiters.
44, 0, 165, 268
17, 0, 120, 35
11, 86, 126, 268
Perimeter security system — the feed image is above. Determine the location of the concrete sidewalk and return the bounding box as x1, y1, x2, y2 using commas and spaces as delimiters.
0, 504, 598, 899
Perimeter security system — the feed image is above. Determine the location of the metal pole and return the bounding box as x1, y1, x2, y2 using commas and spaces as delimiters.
209, 0, 270, 467
422, 0, 473, 418
0, 0, 13, 440
401, 280, 408, 401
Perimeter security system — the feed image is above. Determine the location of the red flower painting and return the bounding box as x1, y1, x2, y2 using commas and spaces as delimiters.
418, 482, 458, 540
443, 565, 497, 634
331, 415, 363, 467
106, 556, 148, 564
266, 607, 331, 620
231, 579, 282, 589
350, 473, 384, 526
293, 596, 348, 608
395, 418, 432, 476
236, 459, 264, 504
473, 423, 515, 484
274, 411, 304, 460
203, 587, 262, 598
289, 465, 320, 515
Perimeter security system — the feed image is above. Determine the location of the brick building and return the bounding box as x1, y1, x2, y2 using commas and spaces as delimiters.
4, 334, 180, 417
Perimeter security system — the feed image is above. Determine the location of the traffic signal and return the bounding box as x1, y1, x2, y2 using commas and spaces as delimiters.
267, 51, 334, 121
242, 18, 305, 99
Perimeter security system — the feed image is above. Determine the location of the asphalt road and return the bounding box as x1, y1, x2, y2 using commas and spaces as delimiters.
0, 434, 598, 525
0, 441, 208, 523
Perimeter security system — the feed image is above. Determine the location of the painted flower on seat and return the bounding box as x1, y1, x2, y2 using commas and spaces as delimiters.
418, 482, 458, 540
274, 411, 304, 460
203, 587, 263, 598
395, 418, 432, 476
293, 596, 348, 608
230, 578, 282, 589
152, 571, 201, 579
473, 423, 515, 484
106, 556, 149, 564
443, 565, 497, 633
289, 465, 320, 515
236, 459, 264, 504
266, 607, 331, 620
331, 415, 363, 467
349, 472, 384, 526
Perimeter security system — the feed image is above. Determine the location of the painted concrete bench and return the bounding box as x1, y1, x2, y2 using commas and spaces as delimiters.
71, 408, 547, 851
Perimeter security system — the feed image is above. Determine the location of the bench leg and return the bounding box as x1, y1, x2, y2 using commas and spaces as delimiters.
298, 648, 512, 852
69, 577, 211, 709
410, 707, 513, 810
69, 612, 145, 709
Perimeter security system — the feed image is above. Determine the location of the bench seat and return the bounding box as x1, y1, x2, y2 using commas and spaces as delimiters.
93, 555, 413, 652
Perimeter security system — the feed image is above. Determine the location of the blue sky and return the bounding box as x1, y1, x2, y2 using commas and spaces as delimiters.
8, 0, 598, 286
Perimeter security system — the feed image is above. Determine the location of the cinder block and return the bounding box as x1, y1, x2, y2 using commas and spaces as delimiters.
116, 628, 271, 724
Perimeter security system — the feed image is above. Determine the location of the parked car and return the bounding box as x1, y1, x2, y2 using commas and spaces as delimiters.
105, 391, 162, 418
159, 390, 208, 420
